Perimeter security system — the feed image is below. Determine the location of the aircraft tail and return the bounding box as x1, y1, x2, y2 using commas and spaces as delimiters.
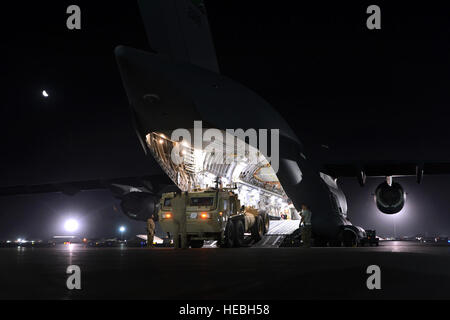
138, 0, 220, 73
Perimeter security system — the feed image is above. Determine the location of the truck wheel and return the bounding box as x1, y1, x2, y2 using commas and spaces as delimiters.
233, 220, 245, 247
219, 221, 234, 248
261, 211, 270, 235
190, 240, 204, 248
251, 216, 264, 242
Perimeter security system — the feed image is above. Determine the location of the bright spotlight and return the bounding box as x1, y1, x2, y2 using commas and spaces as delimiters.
64, 219, 79, 233
119, 226, 126, 233
42, 90, 49, 98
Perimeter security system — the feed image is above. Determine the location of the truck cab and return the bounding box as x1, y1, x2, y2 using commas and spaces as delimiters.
159, 188, 269, 248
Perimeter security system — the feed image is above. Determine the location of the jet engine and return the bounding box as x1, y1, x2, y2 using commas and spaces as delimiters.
119, 192, 159, 221
108, 184, 163, 221
374, 182, 405, 214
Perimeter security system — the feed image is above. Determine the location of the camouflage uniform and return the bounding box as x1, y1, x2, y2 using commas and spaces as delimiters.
301, 209, 312, 248
147, 218, 156, 248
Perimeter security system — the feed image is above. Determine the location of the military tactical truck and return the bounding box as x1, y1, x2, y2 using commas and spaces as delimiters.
158, 188, 270, 248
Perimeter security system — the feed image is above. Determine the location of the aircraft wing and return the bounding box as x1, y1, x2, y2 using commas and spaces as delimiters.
322, 162, 450, 184
0, 174, 172, 197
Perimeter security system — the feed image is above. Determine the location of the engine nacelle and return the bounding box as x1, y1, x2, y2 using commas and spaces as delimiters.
120, 192, 159, 221
374, 182, 405, 214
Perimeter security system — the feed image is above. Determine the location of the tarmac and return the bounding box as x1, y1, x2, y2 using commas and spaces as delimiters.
0, 241, 449, 300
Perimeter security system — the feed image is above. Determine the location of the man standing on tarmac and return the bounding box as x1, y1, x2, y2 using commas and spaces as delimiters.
171, 190, 188, 249
146, 210, 158, 248
300, 204, 312, 248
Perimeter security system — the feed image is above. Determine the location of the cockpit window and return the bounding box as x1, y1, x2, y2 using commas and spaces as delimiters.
190, 197, 214, 207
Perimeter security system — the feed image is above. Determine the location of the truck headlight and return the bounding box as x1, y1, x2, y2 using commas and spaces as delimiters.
162, 212, 172, 219
199, 212, 211, 220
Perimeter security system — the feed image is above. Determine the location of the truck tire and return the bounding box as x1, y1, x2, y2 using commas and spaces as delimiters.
219, 221, 234, 248
251, 215, 264, 242
261, 212, 270, 235
190, 240, 204, 248
233, 220, 245, 248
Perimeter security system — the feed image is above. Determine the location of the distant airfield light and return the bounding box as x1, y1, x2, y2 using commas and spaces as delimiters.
64, 219, 79, 233
119, 226, 126, 241
42, 90, 49, 98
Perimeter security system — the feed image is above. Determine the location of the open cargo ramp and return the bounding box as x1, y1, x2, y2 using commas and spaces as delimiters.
253, 220, 300, 248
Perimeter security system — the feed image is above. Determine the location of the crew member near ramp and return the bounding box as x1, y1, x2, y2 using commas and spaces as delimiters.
300, 204, 312, 248
146, 210, 158, 248
171, 190, 188, 249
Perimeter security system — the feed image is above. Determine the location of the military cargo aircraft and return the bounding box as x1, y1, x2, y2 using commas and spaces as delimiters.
3, 1, 450, 247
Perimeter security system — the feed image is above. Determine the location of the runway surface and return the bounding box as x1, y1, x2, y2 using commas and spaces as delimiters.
0, 241, 449, 300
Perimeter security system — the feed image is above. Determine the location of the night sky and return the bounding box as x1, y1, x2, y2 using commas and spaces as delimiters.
1, 1, 450, 239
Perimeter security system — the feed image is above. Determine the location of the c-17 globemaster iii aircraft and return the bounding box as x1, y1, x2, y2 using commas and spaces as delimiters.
0, 0, 365, 247
8, 1, 443, 246
114, 0, 366, 247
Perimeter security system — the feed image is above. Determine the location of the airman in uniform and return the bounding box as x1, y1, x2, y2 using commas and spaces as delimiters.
300, 204, 312, 248
146, 211, 158, 248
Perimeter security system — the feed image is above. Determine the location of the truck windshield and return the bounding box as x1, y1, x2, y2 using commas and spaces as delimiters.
190, 197, 214, 207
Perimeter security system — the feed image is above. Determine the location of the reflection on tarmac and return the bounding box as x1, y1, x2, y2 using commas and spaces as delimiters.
0, 241, 448, 300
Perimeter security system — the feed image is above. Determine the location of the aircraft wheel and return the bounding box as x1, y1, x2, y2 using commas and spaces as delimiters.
343, 239, 357, 247
343, 230, 358, 247
329, 240, 342, 247
314, 238, 328, 247
233, 220, 245, 248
